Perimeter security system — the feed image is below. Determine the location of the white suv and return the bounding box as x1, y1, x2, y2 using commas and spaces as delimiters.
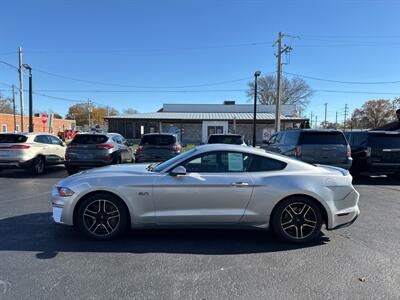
0, 133, 66, 175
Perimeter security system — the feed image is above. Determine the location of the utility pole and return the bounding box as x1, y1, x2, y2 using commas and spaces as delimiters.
12, 85, 16, 132
310, 112, 313, 128
324, 103, 328, 128
335, 111, 338, 127
315, 115, 318, 128
87, 99, 92, 130
18, 47, 24, 131
273, 32, 292, 133
344, 104, 348, 131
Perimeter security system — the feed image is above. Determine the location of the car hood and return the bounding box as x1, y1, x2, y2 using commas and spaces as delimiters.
56, 163, 154, 187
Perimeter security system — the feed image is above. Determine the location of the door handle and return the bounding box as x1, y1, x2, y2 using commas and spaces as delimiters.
231, 182, 249, 187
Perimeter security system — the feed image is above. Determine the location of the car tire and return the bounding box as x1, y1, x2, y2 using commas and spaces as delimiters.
66, 166, 79, 175
28, 156, 45, 175
76, 193, 128, 240
271, 196, 323, 243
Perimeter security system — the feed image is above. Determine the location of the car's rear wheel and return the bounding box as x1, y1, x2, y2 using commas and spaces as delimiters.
271, 196, 323, 243
29, 156, 45, 175
76, 193, 128, 240
66, 166, 79, 175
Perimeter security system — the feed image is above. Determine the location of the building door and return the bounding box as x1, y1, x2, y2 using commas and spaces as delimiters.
202, 121, 228, 143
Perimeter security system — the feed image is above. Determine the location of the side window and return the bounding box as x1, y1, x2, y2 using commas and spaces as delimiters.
247, 155, 287, 172
182, 151, 250, 173
183, 152, 219, 173
49, 135, 63, 146
268, 134, 277, 145
283, 131, 298, 145
34, 135, 50, 144
275, 133, 284, 144
352, 133, 368, 147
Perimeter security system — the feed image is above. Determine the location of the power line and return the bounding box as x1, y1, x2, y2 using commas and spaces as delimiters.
284, 71, 400, 84
34, 67, 254, 89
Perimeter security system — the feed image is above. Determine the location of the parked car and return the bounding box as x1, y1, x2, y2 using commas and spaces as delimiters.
134, 133, 182, 163
0, 133, 65, 175
345, 130, 400, 176
207, 133, 246, 145
52, 144, 359, 243
263, 129, 352, 170
65, 133, 133, 175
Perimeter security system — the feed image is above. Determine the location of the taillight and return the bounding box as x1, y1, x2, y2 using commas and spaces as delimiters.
366, 146, 371, 157
136, 145, 144, 153
173, 144, 182, 153
11, 145, 30, 149
346, 144, 352, 158
294, 145, 301, 157
96, 144, 114, 150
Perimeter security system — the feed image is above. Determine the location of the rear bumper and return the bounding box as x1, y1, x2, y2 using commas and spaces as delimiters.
0, 158, 33, 168
353, 159, 400, 173
326, 188, 360, 230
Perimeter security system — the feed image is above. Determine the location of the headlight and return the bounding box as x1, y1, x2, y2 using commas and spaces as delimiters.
57, 187, 75, 197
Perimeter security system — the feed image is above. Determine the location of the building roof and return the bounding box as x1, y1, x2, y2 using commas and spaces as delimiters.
105, 112, 304, 121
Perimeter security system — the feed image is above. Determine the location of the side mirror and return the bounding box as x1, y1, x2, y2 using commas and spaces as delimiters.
170, 166, 186, 176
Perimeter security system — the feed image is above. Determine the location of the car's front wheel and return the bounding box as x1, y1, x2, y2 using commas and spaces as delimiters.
271, 196, 323, 243
76, 193, 128, 240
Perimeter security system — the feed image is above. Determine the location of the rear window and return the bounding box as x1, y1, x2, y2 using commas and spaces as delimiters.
71, 134, 108, 144
0, 134, 28, 143
208, 135, 244, 145
299, 132, 346, 145
369, 133, 400, 148
141, 134, 176, 146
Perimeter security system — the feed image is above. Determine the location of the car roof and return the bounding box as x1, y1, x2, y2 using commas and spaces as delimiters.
142, 133, 176, 136
208, 133, 242, 136
282, 129, 343, 133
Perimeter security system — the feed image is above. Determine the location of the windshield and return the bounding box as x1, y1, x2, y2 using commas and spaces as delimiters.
0, 134, 28, 143
299, 132, 346, 145
71, 134, 108, 144
369, 133, 400, 148
141, 134, 176, 146
153, 148, 197, 172
208, 135, 244, 145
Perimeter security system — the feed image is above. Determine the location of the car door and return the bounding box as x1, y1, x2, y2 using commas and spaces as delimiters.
33, 135, 51, 160
48, 135, 66, 163
152, 151, 254, 224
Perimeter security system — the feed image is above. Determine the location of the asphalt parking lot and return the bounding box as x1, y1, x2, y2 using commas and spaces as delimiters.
0, 167, 399, 300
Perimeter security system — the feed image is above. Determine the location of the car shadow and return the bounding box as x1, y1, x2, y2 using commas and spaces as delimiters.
0, 213, 329, 259
0, 166, 67, 179
352, 175, 400, 186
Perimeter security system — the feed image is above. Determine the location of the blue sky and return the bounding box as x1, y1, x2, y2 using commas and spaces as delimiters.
1, 0, 399, 125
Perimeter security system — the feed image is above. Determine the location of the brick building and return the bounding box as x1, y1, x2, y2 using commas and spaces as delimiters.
106, 102, 307, 145
0, 113, 76, 135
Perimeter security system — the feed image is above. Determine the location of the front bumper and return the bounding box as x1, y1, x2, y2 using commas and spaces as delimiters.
51, 186, 78, 226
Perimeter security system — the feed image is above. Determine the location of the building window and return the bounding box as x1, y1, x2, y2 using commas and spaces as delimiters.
16, 125, 20, 132
1, 124, 7, 133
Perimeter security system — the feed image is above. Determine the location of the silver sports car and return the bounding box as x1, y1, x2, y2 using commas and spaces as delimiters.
52, 144, 360, 243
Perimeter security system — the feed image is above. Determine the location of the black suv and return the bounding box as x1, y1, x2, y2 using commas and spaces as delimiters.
345, 131, 400, 176
263, 129, 352, 169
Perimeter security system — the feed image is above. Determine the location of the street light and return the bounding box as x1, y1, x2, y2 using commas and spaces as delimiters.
253, 70, 261, 147
22, 63, 33, 132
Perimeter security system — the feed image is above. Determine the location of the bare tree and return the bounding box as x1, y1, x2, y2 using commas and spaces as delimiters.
246, 75, 313, 112
350, 99, 396, 129
0, 94, 14, 114
123, 108, 139, 114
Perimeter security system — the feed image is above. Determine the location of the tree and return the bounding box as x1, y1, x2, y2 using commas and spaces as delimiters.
123, 108, 139, 114
0, 94, 14, 114
350, 99, 396, 129
66, 103, 119, 126
246, 75, 313, 112
320, 121, 340, 129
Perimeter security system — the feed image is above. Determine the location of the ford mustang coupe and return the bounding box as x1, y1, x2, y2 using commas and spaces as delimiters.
52, 144, 360, 243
